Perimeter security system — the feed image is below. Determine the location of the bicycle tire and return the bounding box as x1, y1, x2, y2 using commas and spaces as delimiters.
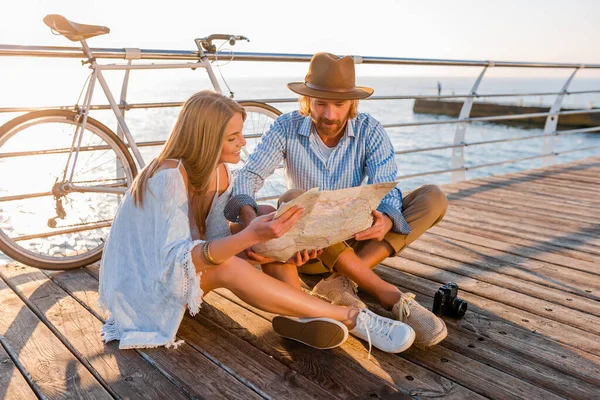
0, 109, 137, 270
237, 101, 286, 202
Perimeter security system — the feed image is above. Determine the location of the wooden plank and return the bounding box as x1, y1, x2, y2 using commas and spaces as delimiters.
441, 326, 598, 400
177, 316, 340, 400
445, 183, 600, 220
504, 169, 600, 186
441, 201, 600, 252
46, 266, 267, 400
449, 179, 600, 209
56, 266, 340, 400
200, 291, 415, 399
213, 288, 563, 400
350, 274, 600, 400
372, 264, 600, 389
443, 197, 600, 239
0, 340, 37, 400
0, 263, 197, 400
0, 267, 111, 400
444, 213, 600, 259
450, 177, 600, 206
401, 239, 600, 319
444, 190, 600, 233
508, 171, 600, 190
429, 224, 599, 276
444, 170, 600, 199
410, 233, 600, 300
136, 342, 263, 400
513, 171, 600, 186
440, 216, 600, 258
381, 257, 600, 355
463, 158, 600, 187
439, 215, 600, 263
208, 289, 487, 400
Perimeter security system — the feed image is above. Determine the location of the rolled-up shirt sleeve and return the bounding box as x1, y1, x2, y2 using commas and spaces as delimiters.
224, 119, 286, 222
365, 121, 411, 234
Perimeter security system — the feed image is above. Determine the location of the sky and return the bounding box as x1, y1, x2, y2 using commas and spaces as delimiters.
0, 0, 599, 110
1, 0, 599, 76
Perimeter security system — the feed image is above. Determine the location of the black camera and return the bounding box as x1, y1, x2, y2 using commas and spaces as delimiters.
432, 282, 467, 318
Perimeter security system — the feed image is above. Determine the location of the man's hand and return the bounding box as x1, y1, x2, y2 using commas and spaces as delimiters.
354, 210, 393, 241
239, 204, 258, 229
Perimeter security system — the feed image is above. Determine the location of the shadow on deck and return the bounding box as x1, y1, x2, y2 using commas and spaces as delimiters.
1, 156, 599, 399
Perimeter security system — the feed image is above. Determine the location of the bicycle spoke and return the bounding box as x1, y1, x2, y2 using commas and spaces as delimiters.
73, 148, 112, 177
75, 134, 99, 174
75, 155, 122, 178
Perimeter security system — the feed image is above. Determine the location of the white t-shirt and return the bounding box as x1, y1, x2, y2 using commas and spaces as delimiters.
315, 134, 336, 163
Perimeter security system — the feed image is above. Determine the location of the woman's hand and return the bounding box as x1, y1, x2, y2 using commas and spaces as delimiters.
245, 247, 323, 266
247, 206, 303, 243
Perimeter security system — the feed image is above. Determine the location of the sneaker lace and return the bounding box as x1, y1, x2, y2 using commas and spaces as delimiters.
359, 311, 397, 360
397, 293, 416, 322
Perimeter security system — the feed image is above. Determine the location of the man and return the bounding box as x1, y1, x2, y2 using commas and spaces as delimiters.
225, 52, 448, 347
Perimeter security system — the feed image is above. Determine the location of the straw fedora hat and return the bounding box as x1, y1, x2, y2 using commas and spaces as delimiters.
287, 52, 374, 100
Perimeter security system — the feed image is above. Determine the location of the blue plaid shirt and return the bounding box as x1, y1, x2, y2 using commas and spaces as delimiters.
224, 111, 411, 234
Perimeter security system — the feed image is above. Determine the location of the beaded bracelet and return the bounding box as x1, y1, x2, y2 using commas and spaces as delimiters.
202, 241, 219, 266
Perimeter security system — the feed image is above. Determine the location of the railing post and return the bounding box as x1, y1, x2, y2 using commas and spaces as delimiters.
451, 63, 490, 182
117, 60, 133, 140
116, 59, 133, 179
541, 67, 580, 166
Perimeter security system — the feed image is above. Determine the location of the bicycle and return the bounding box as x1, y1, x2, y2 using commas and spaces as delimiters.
0, 14, 283, 270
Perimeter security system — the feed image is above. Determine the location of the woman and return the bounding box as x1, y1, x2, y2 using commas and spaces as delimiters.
99, 90, 415, 356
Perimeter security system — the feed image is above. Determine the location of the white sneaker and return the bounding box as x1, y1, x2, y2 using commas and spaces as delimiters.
272, 315, 349, 349
350, 309, 415, 357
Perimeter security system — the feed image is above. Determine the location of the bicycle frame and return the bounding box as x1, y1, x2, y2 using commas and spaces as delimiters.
62, 38, 224, 195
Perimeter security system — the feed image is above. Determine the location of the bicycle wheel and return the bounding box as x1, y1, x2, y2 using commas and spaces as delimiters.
237, 101, 286, 203
0, 110, 137, 270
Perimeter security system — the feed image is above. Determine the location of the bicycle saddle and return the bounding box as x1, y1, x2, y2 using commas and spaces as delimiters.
43, 14, 110, 42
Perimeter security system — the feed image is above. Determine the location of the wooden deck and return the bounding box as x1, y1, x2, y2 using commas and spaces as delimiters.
1, 156, 599, 400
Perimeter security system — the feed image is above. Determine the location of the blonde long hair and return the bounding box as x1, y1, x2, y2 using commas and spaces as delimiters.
298, 96, 359, 119
130, 90, 246, 237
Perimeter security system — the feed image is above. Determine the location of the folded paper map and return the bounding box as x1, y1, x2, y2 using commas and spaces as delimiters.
252, 182, 398, 262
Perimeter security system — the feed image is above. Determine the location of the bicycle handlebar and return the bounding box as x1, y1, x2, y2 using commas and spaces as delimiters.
195, 34, 249, 53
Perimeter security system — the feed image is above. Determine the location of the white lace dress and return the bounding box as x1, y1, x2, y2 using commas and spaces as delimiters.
98, 162, 232, 349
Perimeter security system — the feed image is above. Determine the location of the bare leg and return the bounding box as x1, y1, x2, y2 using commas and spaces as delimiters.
200, 256, 359, 328
261, 262, 303, 290
354, 240, 395, 269
332, 247, 401, 310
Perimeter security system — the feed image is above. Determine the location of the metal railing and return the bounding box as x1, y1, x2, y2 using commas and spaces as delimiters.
2, 43, 600, 185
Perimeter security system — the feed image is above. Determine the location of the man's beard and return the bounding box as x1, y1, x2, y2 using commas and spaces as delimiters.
314, 117, 345, 136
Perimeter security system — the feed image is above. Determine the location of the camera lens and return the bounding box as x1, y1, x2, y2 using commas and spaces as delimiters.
450, 298, 468, 318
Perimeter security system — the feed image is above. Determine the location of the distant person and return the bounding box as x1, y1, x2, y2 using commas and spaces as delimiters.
99, 90, 415, 355
225, 53, 449, 348
437, 81, 442, 96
